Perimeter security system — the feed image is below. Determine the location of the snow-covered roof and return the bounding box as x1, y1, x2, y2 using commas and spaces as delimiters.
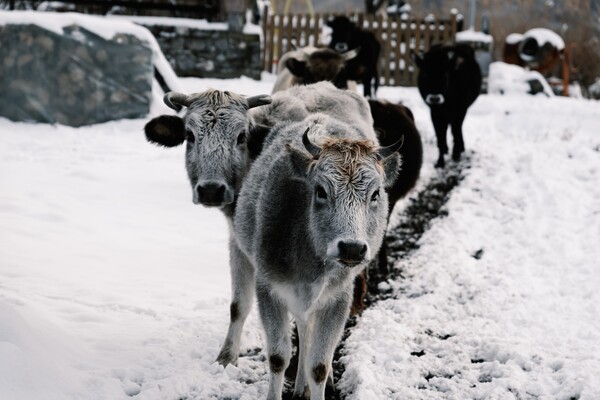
456, 29, 493, 44
523, 27, 565, 50
505, 32, 524, 44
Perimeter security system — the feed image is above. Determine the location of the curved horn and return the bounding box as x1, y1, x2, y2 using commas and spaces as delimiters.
163, 92, 192, 111
246, 94, 272, 109
302, 127, 321, 158
342, 47, 360, 61
377, 136, 404, 159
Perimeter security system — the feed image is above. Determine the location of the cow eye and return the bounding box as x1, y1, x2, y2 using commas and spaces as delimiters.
316, 185, 327, 200
186, 129, 195, 143
237, 131, 246, 145
371, 190, 380, 202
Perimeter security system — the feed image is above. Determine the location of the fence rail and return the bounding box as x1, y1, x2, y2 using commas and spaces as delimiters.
262, 9, 461, 87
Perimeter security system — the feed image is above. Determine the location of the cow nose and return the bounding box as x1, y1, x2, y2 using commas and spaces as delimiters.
337, 239, 369, 266
195, 181, 231, 206
335, 42, 349, 53
425, 94, 445, 105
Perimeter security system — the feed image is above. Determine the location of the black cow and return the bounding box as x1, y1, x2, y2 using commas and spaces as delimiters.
351, 99, 423, 314
327, 16, 381, 98
414, 43, 482, 168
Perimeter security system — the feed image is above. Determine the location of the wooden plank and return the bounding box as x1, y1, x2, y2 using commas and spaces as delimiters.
423, 18, 431, 50
384, 16, 392, 86
313, 13, 320, 47
261, 5, 269, 70
393, 17, 402, 86
376, 14, 384, 89
411, 20, 420, 85
285, 15, 293, 54
450, 12, 457, 43
401, 18, 410, 86
302, 14, 311, 48
266, 13, 276, 72
275, 14, 285, 70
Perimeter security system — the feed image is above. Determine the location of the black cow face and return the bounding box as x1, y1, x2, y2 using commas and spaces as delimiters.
414, 48, 456, 106
327, 16, 356, 54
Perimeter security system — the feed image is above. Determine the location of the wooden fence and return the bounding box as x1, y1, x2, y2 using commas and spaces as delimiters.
261, 10, 461, 87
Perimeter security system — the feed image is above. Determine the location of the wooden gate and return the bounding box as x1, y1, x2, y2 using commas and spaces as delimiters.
261, 9, 461, 87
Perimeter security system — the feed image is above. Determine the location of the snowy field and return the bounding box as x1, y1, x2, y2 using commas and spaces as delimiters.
1, 73, 599, 400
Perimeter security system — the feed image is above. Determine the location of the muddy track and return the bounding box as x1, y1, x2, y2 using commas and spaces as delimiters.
328, 158, 470, 399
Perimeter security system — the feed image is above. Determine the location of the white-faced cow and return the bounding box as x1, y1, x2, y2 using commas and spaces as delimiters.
327, 16, 381, 97
234, 94, 402, 399
143, 82, 387, 367
415, 43, 482, 168
269, 47, 423, 314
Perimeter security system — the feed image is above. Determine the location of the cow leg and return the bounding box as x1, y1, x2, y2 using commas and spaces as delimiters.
431, 108, 449, 168
450, 108, 468, 161
362, 75, 372, 98
257, 282, 291, 400
292, 320, 310, 399
350, 270, 367, 315
306, 293, 351, 400
216, 239, 255, 366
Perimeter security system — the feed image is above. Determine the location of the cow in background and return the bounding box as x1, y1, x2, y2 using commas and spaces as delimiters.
272, 47, 359, 94
414, 43, 482, 168
327, 16, 381, 97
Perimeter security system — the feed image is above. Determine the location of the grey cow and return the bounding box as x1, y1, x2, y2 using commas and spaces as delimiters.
234, 102, 402, 398
143, 82, 386, 369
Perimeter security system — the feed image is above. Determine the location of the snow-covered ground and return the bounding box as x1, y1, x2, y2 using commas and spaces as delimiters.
1, 72, 599, 400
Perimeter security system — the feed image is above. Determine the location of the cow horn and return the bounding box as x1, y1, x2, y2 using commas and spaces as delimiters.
246, 94, 272, 109
302, 127, 321, 158
377, 136, 404, 159
342, 47, 360, 61
163, 92, 192, 111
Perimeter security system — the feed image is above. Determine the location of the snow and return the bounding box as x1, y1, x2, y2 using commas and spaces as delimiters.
1, 71, 600, 399
523, 28, 565, 51
488, 61, 555, 97
505, 33, 524, 45
0, 11, 182, 94
456, 29, 493, 44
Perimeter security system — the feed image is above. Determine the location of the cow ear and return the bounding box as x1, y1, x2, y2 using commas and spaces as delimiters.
381, 152, 402, 188
144, 115, 186, 147
412, 52, 424, 68
287, 144, 312, 177
285, 58, 307, 77
378, 138, 404, 188
247, 123, 271, 160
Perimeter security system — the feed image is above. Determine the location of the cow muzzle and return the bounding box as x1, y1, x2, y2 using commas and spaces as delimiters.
328, 238, 370, 267
334, 42, 349, 53
425, 94, 445, 105
194, 180, 234, 207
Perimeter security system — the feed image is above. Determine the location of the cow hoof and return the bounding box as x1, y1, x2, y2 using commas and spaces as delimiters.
216, 348, 238, 367
452, 148, 463, 161
325, 375, 336, 397
435, 158, 445, 168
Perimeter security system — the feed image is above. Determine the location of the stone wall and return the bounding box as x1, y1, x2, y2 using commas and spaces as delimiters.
142, 24, 262, 80
0, 24, 153, 127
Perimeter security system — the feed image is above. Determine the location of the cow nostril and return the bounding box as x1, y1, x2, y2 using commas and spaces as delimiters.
337, 240, 368, 263
335, 42, 348, 53
196, 181, 228, 205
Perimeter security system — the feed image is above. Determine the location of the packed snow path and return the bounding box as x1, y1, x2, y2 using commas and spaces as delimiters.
1, 76, 599, 400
